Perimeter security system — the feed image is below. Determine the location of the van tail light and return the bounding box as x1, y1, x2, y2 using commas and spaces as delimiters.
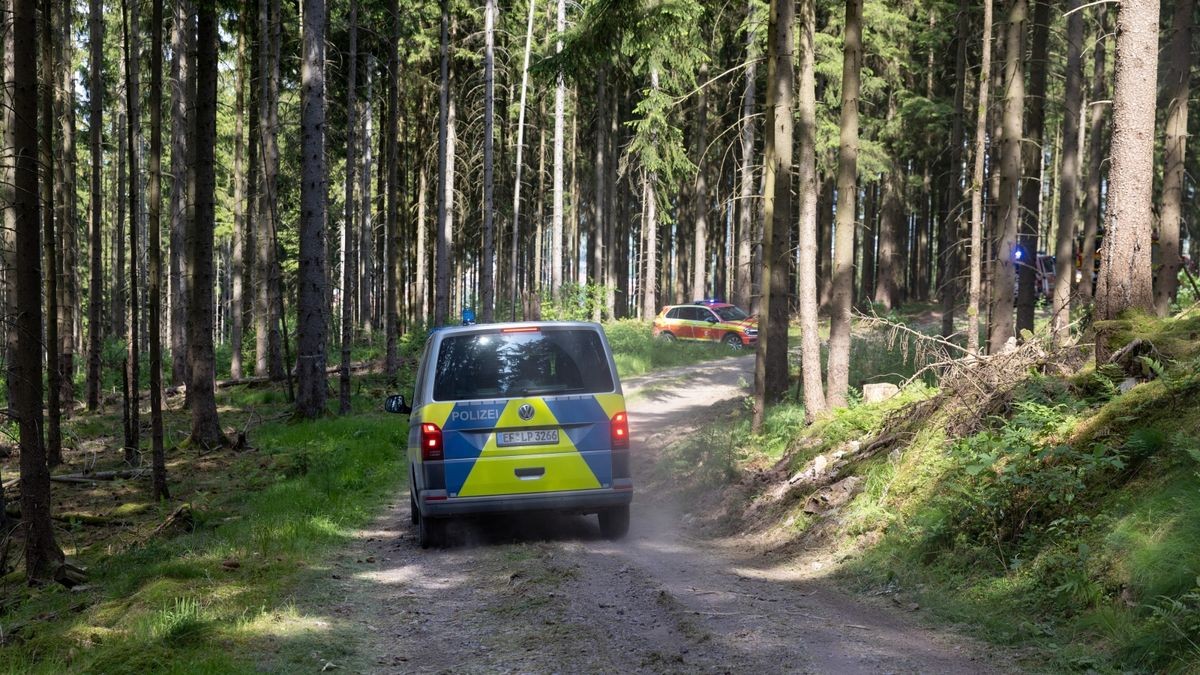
611, 412, 629, 450
420, 423, 444, 461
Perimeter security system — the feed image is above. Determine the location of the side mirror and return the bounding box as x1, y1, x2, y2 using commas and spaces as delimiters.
384, 394, 411, 414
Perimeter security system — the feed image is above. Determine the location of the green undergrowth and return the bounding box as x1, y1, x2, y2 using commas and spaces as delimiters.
603, 319, 739, 378
0, 386, 410, 674
677, 308, 1200, 673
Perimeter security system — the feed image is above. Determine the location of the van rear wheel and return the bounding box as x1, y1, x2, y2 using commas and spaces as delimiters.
417, 512, 445, 549
598, 506, 630, 540
409, 490, 419, 524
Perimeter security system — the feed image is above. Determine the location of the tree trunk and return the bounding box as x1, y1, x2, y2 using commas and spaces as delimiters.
189, 1, 223, 446
256, 0, 284, 379
736, 0, 758, 310
340, 0, 357, 414
14, 0, 65, 582
754, 0, 795, 429
40, 0, 62, 467
384, 8, 400, 372
170, 0, 193, 387
296, 0, 329, 419
1096, 0, 1160, 360
797, 0, 825, 421
988, 0, 1024, 352
230, 11, 247, 381
1078, 9, 1107, 303
591, 67, 608, 321
967, 0, 993, 354
1155, 0, 1191, 316
941, 0, 969, 338
149, 0, 169, 499
434, 2, 455, 326
1015, 0, 1047, 334
1051, 0, 1083, 342
509, 0, 536, 319
480, 0, 496, 322
548, 0, 565, 300
122, 0, 142, 466
2, 0, 15, 402
359, 55, 374, 335
875, 97, 900, 310
826, 0, 863, 409
56, 0, 79, 414
691, 63, 709, 301
641, 67, 661, 322
85, 0, 104, 409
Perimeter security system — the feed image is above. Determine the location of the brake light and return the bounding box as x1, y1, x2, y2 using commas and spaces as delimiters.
420, 423, 443, 460
501, 326, 540, 333
611, 412, 629, 450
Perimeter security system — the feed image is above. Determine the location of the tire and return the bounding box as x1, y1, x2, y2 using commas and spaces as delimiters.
417, 512, 445, 549
723, 333, 743, 350
598, 506, 630, 540
409, 489, 419, 525
660, 331, 676, 342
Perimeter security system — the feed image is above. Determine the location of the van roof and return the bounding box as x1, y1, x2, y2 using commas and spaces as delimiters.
428, 320, 604, 338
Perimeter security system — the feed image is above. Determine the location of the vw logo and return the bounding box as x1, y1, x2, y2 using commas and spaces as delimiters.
518, 404, 535, 421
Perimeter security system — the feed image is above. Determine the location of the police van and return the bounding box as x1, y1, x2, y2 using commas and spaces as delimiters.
385, 321, 633, 548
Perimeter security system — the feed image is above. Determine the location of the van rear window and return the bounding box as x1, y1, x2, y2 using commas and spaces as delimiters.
433, 329, 615, 401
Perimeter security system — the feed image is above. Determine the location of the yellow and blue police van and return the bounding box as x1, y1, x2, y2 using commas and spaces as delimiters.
385, 321, 633, 548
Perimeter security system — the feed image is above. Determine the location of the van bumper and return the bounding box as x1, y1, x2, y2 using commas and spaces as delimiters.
419, 482, 633, 518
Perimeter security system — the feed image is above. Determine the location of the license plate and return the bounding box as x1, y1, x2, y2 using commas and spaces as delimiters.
497, 429, 560, 447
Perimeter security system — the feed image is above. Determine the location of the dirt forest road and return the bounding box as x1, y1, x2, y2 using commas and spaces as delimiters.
296, 355, 1011, 674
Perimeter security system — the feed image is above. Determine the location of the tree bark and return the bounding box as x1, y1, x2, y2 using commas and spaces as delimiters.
481, 0, 497, 322
40, 0, 62, 467
14, 0, 65, 582
967, 0, 993, 355
122, 0, 142, 466
548, 0, 566, 301
753, 0, 794, 430
230, 10, 247, 381
296, 0, 329, 419
691, 62, 709, 301
1078, 9, 1107, 303
384, 0, 400, 371
736, 0, 758, 310
56, 0, 79, 414
189, 1, 223, 446
170, 0, 193, 387
875, 97, 901, 310
1096, 0, 1160, 360
149, 0, 169, 499
339, 0, 358, 413
988, 0, 1024, 352
941, 0, 969, 338
359, 55, 374, 335
256, 0, 284, 379
1015, 0, 1047, 334
1051, 0, 1083, 342
434, 0, 455, 326
826, 0, 863, 409
797, 0, 826, 421
85, 0, 104, 409
1155, 0, 1191, 316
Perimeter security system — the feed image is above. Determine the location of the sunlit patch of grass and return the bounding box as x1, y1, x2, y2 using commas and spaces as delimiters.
603, 319, 739, 378
0, 405, 410, 673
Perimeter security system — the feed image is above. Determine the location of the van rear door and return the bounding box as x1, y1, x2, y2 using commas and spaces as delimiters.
432, 327, 620, 498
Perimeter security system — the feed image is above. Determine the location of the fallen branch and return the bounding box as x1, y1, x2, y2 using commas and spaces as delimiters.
49, 469, 146, 484
151, 503, 194, 538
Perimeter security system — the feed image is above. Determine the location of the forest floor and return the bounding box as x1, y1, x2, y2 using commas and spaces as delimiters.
268, 355, 1015, 674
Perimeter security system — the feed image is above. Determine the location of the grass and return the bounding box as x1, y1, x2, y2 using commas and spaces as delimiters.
602, 319, 742, 378
649, 307, 1200, 673
0, 377, 410, 674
